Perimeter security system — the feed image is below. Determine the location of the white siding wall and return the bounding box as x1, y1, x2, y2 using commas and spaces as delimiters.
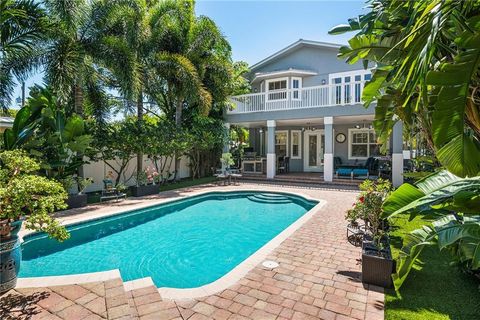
82, 156, 190, 192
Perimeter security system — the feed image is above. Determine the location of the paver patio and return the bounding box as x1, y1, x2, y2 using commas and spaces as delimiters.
0, 182, 384, 319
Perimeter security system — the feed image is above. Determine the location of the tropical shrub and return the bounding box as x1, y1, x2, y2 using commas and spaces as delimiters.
383, 170, 480, 290
88, 119, 137, 187
3, 86, 92, 182
0, 150, 69, 241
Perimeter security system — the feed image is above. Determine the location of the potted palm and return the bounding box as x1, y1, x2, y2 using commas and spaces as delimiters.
64, 176, 94, 209
0, 150, 69, 293
352, 179, 395, 287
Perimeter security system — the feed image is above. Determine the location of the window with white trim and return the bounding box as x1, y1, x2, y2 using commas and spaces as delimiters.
275, 131, 288, 157
291, 130, 301, 159
291, 77, 302, 100
348, 129, 382, 159
266, 78, 287, 101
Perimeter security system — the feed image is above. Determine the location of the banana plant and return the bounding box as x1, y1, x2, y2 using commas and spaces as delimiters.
3, 86, 92, 182
382, 170, 480, 290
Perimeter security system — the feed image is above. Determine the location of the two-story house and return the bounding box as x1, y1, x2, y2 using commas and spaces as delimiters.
225, 39, 404, 186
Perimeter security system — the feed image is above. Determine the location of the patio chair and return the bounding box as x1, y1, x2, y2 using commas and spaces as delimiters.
352, 168, 370, 180
213, 168, 229, 186
227, 167, 242, 185
278, 156, 290, 173
334, 156, 342, 169
336, 168, 353, 180
100, 179, 126, 202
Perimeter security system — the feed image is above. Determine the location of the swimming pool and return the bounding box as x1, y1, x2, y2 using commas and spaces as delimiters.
20, 191, 317, 288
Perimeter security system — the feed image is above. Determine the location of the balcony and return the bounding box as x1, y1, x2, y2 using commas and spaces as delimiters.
228, 81, 368, 114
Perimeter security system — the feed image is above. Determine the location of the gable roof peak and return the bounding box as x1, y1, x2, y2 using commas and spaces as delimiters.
250, 39, 343, 71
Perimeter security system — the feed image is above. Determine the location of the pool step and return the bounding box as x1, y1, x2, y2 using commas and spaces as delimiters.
247, 193, 292, 204
126, 285, 181, 319
103, 278, 134, 319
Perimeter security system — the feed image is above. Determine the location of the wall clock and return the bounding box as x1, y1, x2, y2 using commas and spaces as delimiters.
336, 133, 346, 143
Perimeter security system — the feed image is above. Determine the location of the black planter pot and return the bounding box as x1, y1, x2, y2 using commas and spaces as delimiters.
361, 242, 395, 288
0, 220, 22, 293
130, 184, 160, 197
66, 193, 88, 209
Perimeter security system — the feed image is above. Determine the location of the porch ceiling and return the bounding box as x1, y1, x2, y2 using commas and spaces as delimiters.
230, 114, 374, 128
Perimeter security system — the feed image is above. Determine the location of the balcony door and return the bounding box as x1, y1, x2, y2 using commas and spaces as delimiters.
303, 130, 324, 172
329, 70, 372, 105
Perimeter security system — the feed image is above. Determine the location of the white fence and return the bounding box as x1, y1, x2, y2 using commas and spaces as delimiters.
82, 156, 190, 193
228, 81, 368, 114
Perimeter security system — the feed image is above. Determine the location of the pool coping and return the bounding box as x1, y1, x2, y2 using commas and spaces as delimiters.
16, 187, 326, 300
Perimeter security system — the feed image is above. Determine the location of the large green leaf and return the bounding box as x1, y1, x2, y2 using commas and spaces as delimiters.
435, 221, 480, 250
436, 134, 480, 177
383, 170, 480, 218
362, 67, 393, 106
63, 114, 85, 141
426, 18, 480, 177
415, 170, 460, 194
392, 225, 437, 290
382, 183, 425, 217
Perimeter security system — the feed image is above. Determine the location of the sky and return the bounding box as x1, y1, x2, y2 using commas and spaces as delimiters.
10, 0, 366, 108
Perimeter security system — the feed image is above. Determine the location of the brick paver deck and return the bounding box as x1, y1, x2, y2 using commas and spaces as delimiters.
1, 183, 384, 319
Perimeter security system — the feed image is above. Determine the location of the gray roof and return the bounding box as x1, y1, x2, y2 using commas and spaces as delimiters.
250, 39, 343, 71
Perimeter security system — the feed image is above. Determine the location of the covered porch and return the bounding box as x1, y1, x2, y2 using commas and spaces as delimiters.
226, 115, 404, 186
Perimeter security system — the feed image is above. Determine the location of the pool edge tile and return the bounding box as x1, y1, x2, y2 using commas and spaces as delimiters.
16, 269, 121, 288
124, 277, 155, 291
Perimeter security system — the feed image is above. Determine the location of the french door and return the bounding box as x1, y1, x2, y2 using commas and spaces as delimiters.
329, 70, 372, 105
303, 130, 325, 172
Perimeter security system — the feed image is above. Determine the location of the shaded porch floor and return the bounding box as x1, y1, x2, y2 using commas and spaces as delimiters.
239, 172, 366, 189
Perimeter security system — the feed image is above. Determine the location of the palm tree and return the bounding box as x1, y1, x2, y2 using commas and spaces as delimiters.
146, 0, 233, 179
0, 0, 47, 112
42, 0, 124, 117
105, 0, 219, 180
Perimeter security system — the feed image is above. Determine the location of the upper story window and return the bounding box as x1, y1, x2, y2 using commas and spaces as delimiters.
291, 77, 302, 100
329, 70, 372, 105
266, 78, 288, 101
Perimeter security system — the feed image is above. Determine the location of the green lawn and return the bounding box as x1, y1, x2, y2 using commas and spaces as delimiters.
386, 215, 480, 320
87, 177, 217, 204
157, 176, 217, 191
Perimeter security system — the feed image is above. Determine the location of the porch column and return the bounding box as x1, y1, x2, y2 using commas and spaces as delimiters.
392, 120, 404, 187
267, 120, 276, 179
223, 122, 230, 153
324, 117, 334, 182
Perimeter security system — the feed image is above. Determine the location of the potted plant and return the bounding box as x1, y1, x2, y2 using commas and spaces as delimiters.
353, 179, 395, 287
0, 150, 69, 293
345, 202, 365, 246
130, 166, 160, 197
64, 176, 94, 209
220, 153, 235, 172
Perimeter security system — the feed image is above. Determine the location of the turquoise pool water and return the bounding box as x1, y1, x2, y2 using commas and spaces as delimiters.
20, 192, 317, 288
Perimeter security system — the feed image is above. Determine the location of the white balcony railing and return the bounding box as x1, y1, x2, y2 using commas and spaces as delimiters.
228, 81, 367, 114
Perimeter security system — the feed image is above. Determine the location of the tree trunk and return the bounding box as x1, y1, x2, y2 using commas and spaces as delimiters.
74, 83, 83, 115
74, 82, 84, 179
137, 91, 144, 184
174, 99, 183, 181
